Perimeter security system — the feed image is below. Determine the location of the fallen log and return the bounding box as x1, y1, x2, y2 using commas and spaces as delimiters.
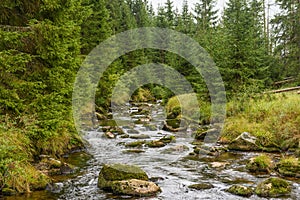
264, 86, 300, 94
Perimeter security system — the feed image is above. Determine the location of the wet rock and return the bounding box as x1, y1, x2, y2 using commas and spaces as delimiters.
162, 119, 187, 132
125, 141, 145, 148
193, 128, 217, 140
159, 135, 176, 144
46, 182, 64, 193
162, 145, 189, 154
127, 129, 139, 134
104, 132, 115, 139
144, 124, 157, 131
120, 134, 129, 138
98, 164, 158, 197
226, 185, 253, 197
110, 179, 161, 197
210, 162, 230, 168
276, 157, 300, 177
228, 132, 260, 151
146, 140, 166, 148
123, 149, 145, 154
36, 157, 74, 176
129, 134, 150, 139
188, 183, 214, 190
246, 154, 273, 174
255, 177, 291, 197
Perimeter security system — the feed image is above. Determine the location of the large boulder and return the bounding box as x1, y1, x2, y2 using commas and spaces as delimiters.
228, 132, 260, 151
255, 177, 291, 197
98, 164, 161, 197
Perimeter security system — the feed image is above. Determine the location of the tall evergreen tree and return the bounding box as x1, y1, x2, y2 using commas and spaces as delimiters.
271, 0, 300, 79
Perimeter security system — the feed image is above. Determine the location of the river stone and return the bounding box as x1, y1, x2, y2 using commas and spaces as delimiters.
110, 179, 161, 197
255, 177, 291, 197
146, 140, 165, 148
226, 185, 253, 197
188, 183, 214, 190
125, 141, 145, 148
228, 132, 260, 151
104, 132, 115, 139
98, 164, 149, 190
129, 134, 150, 139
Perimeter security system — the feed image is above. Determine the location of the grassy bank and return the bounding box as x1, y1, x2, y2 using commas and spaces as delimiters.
165, 93, 300, 152
0, 118, 83, 195
222, 93, 300, 151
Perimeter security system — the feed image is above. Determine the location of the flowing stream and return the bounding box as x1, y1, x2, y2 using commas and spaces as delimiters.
4, 103, 300, 200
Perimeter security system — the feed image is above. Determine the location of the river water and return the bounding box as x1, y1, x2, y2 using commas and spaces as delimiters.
4, 103, 300, 199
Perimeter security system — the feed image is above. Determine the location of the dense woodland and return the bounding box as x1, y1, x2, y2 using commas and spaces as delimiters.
0, 0, 299, 195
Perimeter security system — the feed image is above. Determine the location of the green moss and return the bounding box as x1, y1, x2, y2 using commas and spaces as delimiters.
146, 140, 165, 148
246, 154, 273, 173
227, 185, 253, 197
100, 164, 148, 182
125, 141, 145, 148
255, 177, 291, 197
277, 157, 300, 177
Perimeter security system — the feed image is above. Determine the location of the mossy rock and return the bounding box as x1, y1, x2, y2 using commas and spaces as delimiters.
188, 183, 214, 190
276, 157, 300, 177
98, 164, 148, 190
246, 154, 273, 174
255, 177, 291, 197
146, 140, 165, 148
125, 141, 145, 148
110, 179, 161, 197
226, 185, 253, 197
159, 135, 176, 144
144, 124, 157, 131
166, 119, 180, 129
129, 134, 150, 139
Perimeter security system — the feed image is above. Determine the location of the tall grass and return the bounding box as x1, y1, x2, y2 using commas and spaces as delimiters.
222, 93, 300, 150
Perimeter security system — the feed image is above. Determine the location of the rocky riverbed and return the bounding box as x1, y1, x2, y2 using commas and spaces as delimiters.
4, 102, 299, 199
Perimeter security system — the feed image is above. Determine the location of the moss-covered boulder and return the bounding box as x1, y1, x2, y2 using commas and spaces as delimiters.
188, 183, 214, 190
276, 157, 300, 177
226, 185, 253, 197
255, 177, 291, 197
98, 164, 161, 197
246, 154, 273, 174
98, 164, 149, 190
110, 179, 161, 196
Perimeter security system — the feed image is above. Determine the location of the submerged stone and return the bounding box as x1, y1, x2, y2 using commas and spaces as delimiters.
188, 183, 214, 190
146, 140, 166, 148
255, 177, 291, 197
